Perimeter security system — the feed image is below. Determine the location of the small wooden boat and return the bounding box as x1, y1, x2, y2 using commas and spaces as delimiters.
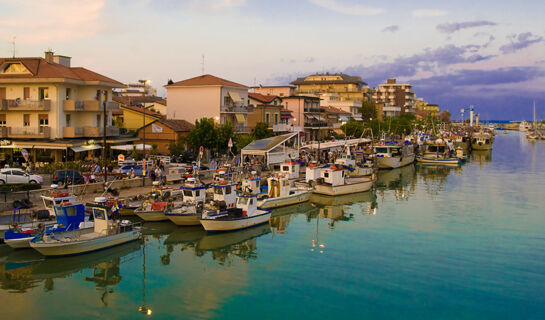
5, 203, 92, 249
200, 194, 271, 232
313, 164, 375, 196
30, 203, 141, 257
258, 175, 310, 209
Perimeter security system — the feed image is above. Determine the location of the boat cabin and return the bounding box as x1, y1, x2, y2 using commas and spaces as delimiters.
180, 179, 206, 204
279, 161, 300, 179
240, 177, 263, 195
336, 154, 357, 167
472, 136, 491, 145
236, 194, 259, 217
88, 204, 116, 235
42, 191, 77, 217
53, 203, 90, 231
306, 162, 321, 183
267, 176, 292, 198
375, 145, 400, 158
320, 165, 346, 187
213, 182, 237, 208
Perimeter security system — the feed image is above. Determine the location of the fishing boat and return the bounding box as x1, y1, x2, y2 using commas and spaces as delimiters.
41, 189, 78, 217
258, 175, 310, 209
374, 143, 415, 169
164, 178, 207, 226
239, 172, 266, 196
200, 193, 271, 232
30, 203, 141, 257
417, 140, 460, 165
313, 164, 375, 196
471, 132, 493, 150
135, 200, 169, 221
335, 147, 376, 176
4, 203, 93, 249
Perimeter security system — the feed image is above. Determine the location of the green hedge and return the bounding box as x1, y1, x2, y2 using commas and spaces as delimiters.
0, 183, 42, 192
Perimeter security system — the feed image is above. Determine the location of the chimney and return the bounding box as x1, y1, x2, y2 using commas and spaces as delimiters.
53, 55, 71, 67
44, 50, 54, 63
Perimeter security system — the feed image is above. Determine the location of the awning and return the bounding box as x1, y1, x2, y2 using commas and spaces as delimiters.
235, 114, 245, 123
111, 144, 152, 151
316, 116, 326, 121
353, 117, 363, 121
339, 115, 350, 122
71, 144, 102, 153
228, 92, 242, 103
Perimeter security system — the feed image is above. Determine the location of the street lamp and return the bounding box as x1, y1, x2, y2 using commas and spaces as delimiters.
141, 104, 154, 186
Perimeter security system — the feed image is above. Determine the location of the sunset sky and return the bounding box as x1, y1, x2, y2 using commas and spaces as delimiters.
1, 0, 544, 119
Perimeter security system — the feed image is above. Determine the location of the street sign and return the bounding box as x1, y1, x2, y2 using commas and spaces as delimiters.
228, 138, 233, 148
118, 154, 125, 162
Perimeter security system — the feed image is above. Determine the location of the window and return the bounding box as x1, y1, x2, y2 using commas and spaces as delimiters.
96, 90, 101, 101
12, 170, 25, 176
96, 114, 101, 127
324, 172, 329, 178
265, 113, 270, 123
66, 114, 71, 126
39, 114, 48, 132
0, 114, 5, 127
225, 186, 231, 194
183, 190, 193, 197
274, 114, 279, 124
93, 208, 105, 220
66, 88, 72, 100
23, 114, 30, 126
214, 187, 223, 195
65, 206, 78, 217
24, 87, 30, 99
195, 190, 200, 197
38, 87, 49, 100
223, 96, 230, 107
249, 198, 254, 205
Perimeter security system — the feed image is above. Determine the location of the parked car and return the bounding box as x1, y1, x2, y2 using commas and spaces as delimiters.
0, 168, 44, 184
52, 170, 85, 186
115, 164, 144, 177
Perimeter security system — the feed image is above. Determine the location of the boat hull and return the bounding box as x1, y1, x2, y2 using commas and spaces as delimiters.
313, 178, 374, 196
417, 157, 460, 165
5, 236, 34, 249
165, 213, 201, 226
200, 211, 271, 232
471, 143, 492, 150
135, 210, 168, 221
378, 154, 415, 169
258, 191, 310, 209
30, 229, 141, 257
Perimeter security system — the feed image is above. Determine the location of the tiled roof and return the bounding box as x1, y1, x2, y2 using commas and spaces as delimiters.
113, 95, 167, 106
0, 57, 123, 86
281, 95, 321, 100
321, 106, 352, 114
165, 74, 248, 88
121, 105, 163, 118
248, 92, 279, 103
156, 118, 195, 132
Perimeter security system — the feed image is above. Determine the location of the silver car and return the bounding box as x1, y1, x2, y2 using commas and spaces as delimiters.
0, 168, 43, 184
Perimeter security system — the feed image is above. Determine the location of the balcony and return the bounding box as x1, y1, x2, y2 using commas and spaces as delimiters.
106, 101, 120, 111
105, 126, 120, 136
63, 126, 84, 138
304, 122, 328, 128
1, 99, 51, 111
83, 126, 100, 137
220, 105, 249, 114
8, 126, 50, 139
63, 100, 110, 112
233, 124, 248, 133
0, 127, 7, 138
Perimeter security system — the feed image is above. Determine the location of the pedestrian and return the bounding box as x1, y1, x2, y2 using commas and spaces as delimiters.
150, 166, 156, 181
129, 168, 135, 179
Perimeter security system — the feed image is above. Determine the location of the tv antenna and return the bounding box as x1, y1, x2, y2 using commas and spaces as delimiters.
10, 36, 16, 58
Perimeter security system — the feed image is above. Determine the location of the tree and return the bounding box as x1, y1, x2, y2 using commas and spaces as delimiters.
235, 134, 254, 152
341, 120, 364, 137
438, 110, 451, 123
253, 122, 273, 140
360, 100, 377, 122
188, 118, 217, 151
150, 144, 158, 155
216, 121, 234, 153
168, 140, 185, 156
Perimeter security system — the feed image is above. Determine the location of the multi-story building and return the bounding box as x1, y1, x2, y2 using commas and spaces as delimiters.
0, 51, 124, 163
319, 93, 363, 121
281, 95, 324, 141
165, 74, 250, 133
137, 118, 194, 154
372, 78, 415, 117
251, 85, 295, 97
114, 79, 157, 97
113, 95, 168, 115
247, 92, 282, 131
321, 106, 352, 135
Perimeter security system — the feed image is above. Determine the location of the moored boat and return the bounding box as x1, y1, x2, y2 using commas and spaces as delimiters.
313, 164, 375, 196
258, 175, 310, 209
417, 140, 460, 165
374, 143, 415, 169
200, 194, 271, 232
164, 178, 207, 226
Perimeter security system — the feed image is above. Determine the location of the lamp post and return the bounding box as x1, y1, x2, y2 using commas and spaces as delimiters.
102, 91, 108, 191
141, 104, 154, 187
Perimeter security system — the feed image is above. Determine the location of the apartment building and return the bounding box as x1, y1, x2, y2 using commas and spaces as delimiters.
247, 92, 282, 131
281, 95, 324, 141
0, 51, 124, 163
251, 85, 295, 97
372, 78, 416, 117
165, 74, 250, 133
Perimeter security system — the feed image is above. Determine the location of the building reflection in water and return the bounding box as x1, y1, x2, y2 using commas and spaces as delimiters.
376, 164, 417, 202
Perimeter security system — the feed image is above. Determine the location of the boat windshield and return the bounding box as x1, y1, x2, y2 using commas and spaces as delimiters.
214, 187, 224, 195
92, 207, 110, 220
375, 147, 390, 154
43, 198, 54, 209
183, 190, 193, 197
428, 146, 445, 153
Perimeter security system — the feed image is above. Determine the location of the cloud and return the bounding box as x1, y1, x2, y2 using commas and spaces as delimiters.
382, 25, 399, 33
412, 9, 448, 17
342, 44, 495, 86
308, 0, 384, 16
0, 0, 105, 43
190, 0, 246, 10
499, 32, 544, 54
437, 20, 497, 34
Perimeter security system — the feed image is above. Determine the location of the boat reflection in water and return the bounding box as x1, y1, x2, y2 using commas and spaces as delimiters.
417, 163, 461, 197
376, 164, 417, 201
0, 240, 141, 297
270, 202, 318, 235
310, 191, 377, 226
471, 150, 492, 167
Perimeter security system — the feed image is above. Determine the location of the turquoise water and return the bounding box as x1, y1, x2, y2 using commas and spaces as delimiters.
1, 131, 544, 319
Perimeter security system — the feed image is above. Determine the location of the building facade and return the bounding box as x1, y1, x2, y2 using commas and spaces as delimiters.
251, 85, 295, 97
0, 51, 124, 163
137, 118, 194, 154
165, 74, 250, 133
372, 78, 416, 117
281, 95, 324, 141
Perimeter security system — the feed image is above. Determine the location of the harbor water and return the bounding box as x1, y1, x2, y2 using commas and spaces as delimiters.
1, 131, 544, 319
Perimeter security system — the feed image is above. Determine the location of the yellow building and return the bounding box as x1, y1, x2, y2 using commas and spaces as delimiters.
114, 105, 162, 132
290, 73, 369, 102
0, 51, 125, 163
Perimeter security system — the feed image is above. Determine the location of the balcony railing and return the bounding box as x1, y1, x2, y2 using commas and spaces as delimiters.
8, 126, 50, 138
106, 101, 120, 111
63, 100, 118, 112
220, 106, 250, 114
1, 99, 51, 111
233, 125, 248, 133
304, 122, 328, 128
0, 127, 7, 138
63, 126, 84, 138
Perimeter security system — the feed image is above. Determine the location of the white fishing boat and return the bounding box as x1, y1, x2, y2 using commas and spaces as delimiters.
335, 147, 375, 176
374, 143, 415, 169
30, 203, 141, 257
258, 175, 310, 209
417, 140, 461, 165
200, 194, 271, 232
135, 201, 169, 221
164, 178, 207, 226
471, 132, 493, 150
239, 172, 265, 196
313, 164, 375, 196
41, 189, 78, 217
